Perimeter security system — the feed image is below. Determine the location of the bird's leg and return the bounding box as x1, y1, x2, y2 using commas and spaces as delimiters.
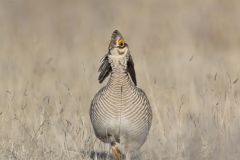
111, 142, 122, 160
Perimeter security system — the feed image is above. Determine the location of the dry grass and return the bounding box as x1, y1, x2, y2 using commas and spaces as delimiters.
0, 0, 240, 159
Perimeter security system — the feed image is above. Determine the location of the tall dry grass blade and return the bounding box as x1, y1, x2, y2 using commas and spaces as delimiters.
142, 59, 167, 144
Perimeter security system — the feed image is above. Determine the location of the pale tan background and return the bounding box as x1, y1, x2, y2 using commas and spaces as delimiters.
0, 0, 240, 160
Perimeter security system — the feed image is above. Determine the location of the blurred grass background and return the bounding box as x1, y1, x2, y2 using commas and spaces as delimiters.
0, 0, 240, 159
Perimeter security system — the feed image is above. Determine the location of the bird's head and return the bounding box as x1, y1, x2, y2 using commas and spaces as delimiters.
108, 30, 130, 69
98, 30, 137, 85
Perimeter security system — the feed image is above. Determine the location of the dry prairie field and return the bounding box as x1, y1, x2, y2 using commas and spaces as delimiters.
0, 0, 240, 160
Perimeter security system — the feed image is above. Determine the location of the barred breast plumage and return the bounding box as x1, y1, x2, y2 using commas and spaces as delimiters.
90, 30, 152, 160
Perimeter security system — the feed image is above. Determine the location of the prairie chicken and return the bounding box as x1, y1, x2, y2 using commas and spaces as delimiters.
90, 30, 152, 160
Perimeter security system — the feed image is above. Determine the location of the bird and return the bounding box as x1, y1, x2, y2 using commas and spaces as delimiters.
90, 30, 152, 160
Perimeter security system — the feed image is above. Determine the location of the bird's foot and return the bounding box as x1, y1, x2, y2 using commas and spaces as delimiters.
111, 145, 122, 160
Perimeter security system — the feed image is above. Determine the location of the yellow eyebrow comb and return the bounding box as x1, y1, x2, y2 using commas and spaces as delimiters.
117, 38, 125, 46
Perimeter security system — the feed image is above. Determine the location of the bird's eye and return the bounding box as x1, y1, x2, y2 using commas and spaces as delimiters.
117, 39, 125, 47
119, 42, 124, 46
